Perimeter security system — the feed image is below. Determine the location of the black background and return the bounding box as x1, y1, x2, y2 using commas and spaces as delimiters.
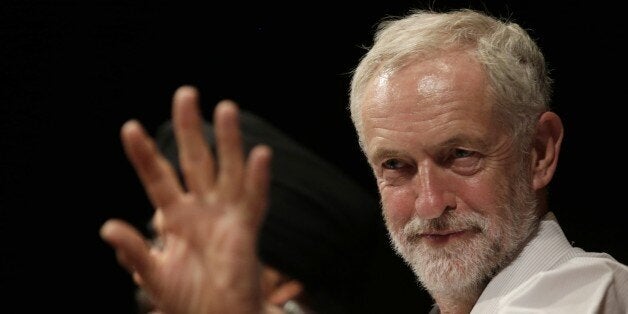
2, 0, 627, 312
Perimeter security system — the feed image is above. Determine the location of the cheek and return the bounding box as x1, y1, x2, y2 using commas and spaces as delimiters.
380, 186, 415, 229
457, 175, 506, 216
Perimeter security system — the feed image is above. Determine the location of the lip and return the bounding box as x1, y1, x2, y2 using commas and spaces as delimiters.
420, 230, 468, 245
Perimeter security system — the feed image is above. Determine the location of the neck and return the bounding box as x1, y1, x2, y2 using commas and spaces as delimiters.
432, 291, 481, 314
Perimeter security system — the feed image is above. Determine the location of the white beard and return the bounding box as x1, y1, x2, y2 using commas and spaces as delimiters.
386, 169, 539, 301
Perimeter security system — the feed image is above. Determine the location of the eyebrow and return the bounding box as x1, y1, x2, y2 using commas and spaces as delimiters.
369, 148, 405, 163
439, 135, 489, 151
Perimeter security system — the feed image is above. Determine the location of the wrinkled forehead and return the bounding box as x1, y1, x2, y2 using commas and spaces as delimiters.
358, 50, 500, 154
363, 50, 491, 116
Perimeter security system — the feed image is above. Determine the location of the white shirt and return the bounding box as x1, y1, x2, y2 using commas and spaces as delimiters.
469, 212, 628, 313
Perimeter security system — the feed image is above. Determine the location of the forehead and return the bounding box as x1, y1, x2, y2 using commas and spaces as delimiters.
361, 50, 497, 152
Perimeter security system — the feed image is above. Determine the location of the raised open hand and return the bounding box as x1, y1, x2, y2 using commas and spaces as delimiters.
100, 86, 271, 314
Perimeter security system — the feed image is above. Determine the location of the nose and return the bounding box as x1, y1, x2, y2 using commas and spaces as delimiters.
413, 161, 456, 219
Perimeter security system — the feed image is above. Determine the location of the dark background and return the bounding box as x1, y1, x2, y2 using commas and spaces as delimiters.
2, 0, 626, 312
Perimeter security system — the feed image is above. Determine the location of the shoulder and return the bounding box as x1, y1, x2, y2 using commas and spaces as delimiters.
497, 255, 628, 313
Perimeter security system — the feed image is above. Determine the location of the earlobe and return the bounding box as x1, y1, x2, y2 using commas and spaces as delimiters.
532, 111, 564, 190
267, 278, 305, 307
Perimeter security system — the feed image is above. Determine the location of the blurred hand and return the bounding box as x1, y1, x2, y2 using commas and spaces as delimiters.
100, 85, 272, 314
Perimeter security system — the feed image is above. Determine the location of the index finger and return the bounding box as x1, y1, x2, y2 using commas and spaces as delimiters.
121, 120, 184, 210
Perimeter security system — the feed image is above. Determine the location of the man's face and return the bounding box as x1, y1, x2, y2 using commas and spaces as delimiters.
360, 50, 538, 298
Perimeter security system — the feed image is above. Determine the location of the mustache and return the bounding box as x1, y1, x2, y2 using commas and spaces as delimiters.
402, 211, 488, 237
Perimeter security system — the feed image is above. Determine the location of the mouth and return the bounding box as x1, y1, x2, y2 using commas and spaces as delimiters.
419, 230, 471, 246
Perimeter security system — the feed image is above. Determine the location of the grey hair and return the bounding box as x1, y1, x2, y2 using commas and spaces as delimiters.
349, 9, 552, 154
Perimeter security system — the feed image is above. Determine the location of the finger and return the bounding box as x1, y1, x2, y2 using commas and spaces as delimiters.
100, 219, 154, 276
244, 145, 273, 228
121, 120, 184, 210
172, 86, 215, 194
213, 100, 245, 198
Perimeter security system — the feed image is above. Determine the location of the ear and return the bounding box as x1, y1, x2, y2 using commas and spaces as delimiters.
260, 266, 305, 306
531, 111, 564, 190
267, 277, 305, 307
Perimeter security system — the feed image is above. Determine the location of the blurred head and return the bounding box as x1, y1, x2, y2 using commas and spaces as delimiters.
348, 9, 562, 302
151, 109, 383, 313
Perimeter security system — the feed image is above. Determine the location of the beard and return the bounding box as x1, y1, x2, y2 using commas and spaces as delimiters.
385, 166, 539, 301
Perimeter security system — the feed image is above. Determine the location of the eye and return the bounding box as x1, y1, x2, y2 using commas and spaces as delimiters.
444, 148, 482, 175
452, 148, 474, 159
382, 159, 405, 170
378, 158, 414, 186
